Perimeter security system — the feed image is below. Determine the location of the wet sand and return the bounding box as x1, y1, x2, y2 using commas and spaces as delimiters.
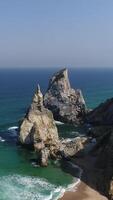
60, 181, 108, 200
59, 154, 108, 200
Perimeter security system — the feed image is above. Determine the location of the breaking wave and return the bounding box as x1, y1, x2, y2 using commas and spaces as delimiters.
7, 126, 18, 137
0, 174, 80, 200
55, 121, 64, 125
0, 136, 5, 142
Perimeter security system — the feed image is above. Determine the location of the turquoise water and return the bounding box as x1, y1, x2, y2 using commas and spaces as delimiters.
0, 67, 113, 199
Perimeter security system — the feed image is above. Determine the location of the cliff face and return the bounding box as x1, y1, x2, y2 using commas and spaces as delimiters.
87, 123, 113, 199
86, 98, 113, 125
19, 85, 59, 166
93, 128, 113, 199
44, 68, 86, 124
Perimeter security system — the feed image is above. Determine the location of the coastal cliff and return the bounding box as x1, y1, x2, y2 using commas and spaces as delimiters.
18, 68, 113, 199
44, 68, 86, 124
96, 128, 113, 199
87, 128, 113, 199
86, 98, 113, 125
86, 98, 113, 199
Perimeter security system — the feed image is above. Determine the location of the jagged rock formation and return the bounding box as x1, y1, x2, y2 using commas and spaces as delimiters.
18, 69, 113, 199
60, 137, 88, 158
19, 84, 89, 166
44, 68, 86, 124
86, 98, 113, 125
19, 85, 59, 166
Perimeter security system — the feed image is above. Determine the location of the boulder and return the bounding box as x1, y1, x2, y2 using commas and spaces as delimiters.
86, 98, 113, 125
44, 68, 86, 124
60, 137, 88, 158
19, 85, 59, 166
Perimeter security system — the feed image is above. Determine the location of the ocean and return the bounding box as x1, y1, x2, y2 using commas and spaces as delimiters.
0, 67, 113, 200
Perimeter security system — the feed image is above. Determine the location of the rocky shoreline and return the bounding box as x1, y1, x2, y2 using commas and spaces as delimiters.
18, 68, 113, 199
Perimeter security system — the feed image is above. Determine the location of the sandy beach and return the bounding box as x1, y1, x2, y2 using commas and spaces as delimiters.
59, 154, 108, 200
60, 181, 108, 200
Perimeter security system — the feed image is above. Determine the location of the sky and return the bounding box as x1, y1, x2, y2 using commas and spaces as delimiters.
0, 0, 113, 68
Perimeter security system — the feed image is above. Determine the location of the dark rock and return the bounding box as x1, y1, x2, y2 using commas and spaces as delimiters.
44, 68, 86, 124
86, 98, 113, 125
95, 129, 113, 199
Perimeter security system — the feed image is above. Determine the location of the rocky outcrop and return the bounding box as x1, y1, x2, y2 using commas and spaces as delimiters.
19, 85, 60, 166
86, 98, 113, 125
44, 68, 86, 124
83, 95, 113, 199
60, 137, 88, 158
94, 129, 113, 199
85, 124, 113, 199
18, 84, 89, 167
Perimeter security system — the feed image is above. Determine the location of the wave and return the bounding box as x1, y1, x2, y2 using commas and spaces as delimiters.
5, 126, 82, 199
0, 136, 5, 142
55, 121, 64, 125
59, 162, 83, 197
7, 126, 18, 137
0, 173, 80, 200
8, 126, 18, 131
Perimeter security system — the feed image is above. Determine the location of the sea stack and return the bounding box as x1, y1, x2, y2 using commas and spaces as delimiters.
19, 85, 59, 166
44, 68, 86, 124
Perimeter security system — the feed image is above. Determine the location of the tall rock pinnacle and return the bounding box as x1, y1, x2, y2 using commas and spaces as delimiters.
44, 68, 86, 124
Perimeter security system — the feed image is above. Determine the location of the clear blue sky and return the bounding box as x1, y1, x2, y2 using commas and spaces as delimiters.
0, 0, 113, 68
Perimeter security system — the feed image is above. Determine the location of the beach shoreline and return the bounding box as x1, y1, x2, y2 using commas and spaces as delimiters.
59, 155, 108, 200
59, 181, 107, 200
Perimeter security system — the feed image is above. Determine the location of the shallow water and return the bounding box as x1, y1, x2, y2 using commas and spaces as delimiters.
0, 67, 113, 199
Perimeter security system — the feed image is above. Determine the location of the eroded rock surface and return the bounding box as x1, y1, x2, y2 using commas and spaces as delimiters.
60, 137, 88, 158
86, 98, 113, 125
95, 129, 113, 199
86, 124, 113, 199
19, 85, 59, 166
44, 68, 86, 124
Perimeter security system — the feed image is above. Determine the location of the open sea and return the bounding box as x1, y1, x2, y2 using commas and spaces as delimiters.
0, 67, 113, 200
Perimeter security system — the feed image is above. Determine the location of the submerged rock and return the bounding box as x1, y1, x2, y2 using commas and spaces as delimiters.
44, 68, 86, 124
86, 98, 113, 125
19, 85, 59, 166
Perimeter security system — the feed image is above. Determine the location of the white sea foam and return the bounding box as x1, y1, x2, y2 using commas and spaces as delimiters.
5, 126, 82, 199
55, 121, 64, 125
8, 126, 18, 137
0, 173, 80, 200
0, 175, 69, 200
8, 126, 18, 131
64, 162, 83, 193
0, 136, 5, 142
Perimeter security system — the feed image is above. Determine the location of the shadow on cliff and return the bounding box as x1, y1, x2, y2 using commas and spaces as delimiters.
60, 141, 110, 199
